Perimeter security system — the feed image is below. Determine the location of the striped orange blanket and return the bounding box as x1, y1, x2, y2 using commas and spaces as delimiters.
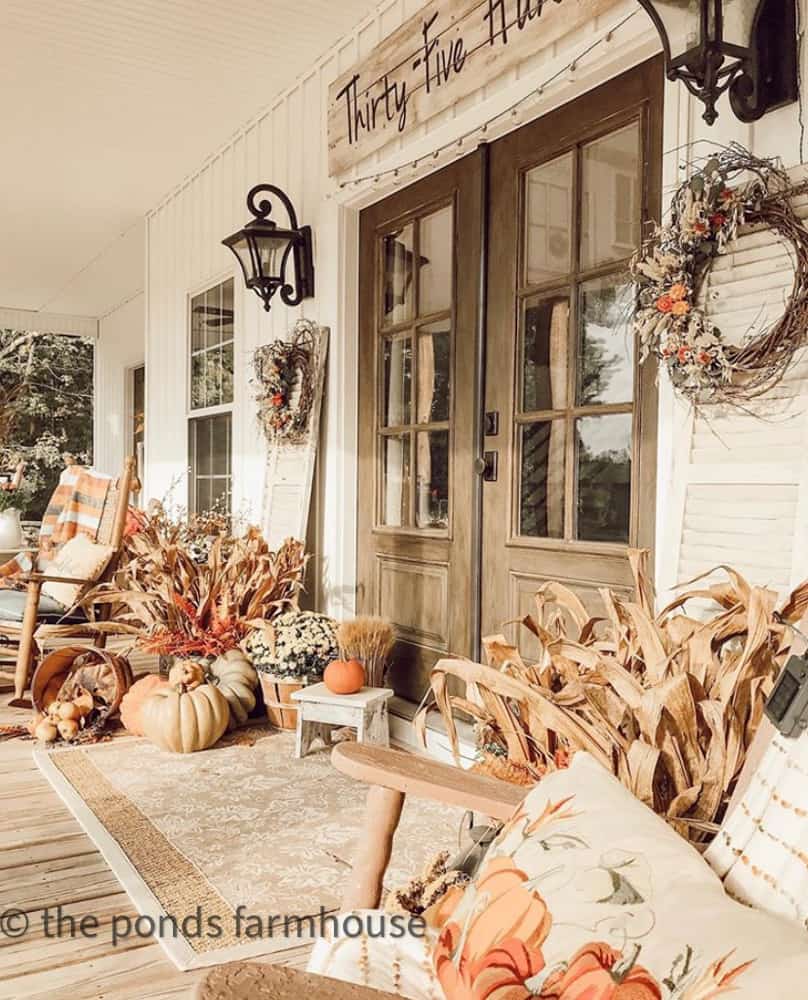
0, 466, 111, 580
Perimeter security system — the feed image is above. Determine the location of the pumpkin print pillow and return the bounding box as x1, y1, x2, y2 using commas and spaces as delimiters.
427, 752, 808, 999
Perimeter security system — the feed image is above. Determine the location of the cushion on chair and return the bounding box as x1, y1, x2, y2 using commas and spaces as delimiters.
0, 589, 88, 625
40, 534, 114, 610
310, 753, 808, 999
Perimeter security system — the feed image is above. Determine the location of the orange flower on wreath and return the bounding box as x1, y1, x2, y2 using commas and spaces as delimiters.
539, 942, 662, 1000
433, 856, 552, 1000
668, 283, 688, 302
656, 295, 674, 313
671, 300, 690, 317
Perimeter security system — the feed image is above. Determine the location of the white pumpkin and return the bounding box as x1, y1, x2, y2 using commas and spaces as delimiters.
206, 650, 258, 726
141, 683, 230, 754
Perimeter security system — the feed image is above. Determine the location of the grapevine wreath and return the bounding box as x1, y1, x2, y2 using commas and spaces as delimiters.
252, 319, 318, 442
631, 145, 808, 405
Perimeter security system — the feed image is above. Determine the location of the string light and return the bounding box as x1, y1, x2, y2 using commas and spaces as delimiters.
337, 8, 640, 192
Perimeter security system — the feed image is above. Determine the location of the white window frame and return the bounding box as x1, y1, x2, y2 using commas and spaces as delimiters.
187, 273, 236, 515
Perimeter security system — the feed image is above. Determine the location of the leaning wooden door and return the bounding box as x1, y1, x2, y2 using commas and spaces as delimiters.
481, 59, 664, 641
357, 152, 483, 702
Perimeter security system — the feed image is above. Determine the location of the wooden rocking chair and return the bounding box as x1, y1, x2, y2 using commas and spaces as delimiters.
194, 741, 522, 999
0, 461, 25, 490
0, 456, 138, 704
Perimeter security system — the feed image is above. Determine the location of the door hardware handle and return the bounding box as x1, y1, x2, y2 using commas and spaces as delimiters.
478, 451, 498, 482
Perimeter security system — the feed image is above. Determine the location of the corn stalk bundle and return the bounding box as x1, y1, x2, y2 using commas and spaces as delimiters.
415, 550, 808, 846
83, 512, 308, 658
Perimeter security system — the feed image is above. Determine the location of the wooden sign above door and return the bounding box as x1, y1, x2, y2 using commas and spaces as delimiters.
327, 0, 622, 176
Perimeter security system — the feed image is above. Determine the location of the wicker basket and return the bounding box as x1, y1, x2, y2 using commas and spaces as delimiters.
259, 674, 302, 730
31, 646, 134, 716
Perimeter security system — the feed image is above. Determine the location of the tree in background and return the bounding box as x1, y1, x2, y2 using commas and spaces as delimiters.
0, 330, 94, 519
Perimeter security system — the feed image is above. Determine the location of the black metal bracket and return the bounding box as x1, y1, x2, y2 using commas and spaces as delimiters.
730, 0, 799, 122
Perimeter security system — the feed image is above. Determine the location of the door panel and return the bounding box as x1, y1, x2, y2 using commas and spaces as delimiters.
358, 152, 483, 702
481, 59, 663, 639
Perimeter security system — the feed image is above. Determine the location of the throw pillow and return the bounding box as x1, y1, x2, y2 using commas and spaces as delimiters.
41, 534, 114, 611
706, 728, 808, 931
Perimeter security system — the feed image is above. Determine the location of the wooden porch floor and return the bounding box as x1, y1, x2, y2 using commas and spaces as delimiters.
0, 653, 312, 1000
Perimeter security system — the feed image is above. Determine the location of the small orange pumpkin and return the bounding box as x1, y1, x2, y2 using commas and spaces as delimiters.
324, 658, 365, 695
120, 675, 171, 736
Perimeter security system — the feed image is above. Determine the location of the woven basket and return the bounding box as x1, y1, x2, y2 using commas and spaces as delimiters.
259, 675, 302, 730
31, 646, 134, 716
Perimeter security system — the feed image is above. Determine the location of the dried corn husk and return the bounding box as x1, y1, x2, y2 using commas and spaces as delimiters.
415, 549, 807, 846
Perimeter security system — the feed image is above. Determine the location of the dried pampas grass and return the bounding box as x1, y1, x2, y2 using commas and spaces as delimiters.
336, 617, 396, 687
414, 549, 808, 847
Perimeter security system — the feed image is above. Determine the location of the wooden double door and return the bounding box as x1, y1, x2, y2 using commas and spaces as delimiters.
357, 60, 663, 701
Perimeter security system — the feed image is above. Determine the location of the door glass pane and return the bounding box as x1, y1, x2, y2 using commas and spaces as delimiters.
522, 295, 570, 412
419, 206, 453, 316
416, 430, 449, 529
381, 434, 411, 526
382, 224, 415, 326
576, 277, 635, 405
524, 152, 573, 286
189, 413, 232, 515
581, 122, 640, 269
417, 322, 451, 424
382, 337, 412, 426
575, 413, 632, 543
519, 420, 565, 538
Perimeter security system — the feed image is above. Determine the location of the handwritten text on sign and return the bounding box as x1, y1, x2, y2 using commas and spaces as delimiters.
327, 0, 619, 176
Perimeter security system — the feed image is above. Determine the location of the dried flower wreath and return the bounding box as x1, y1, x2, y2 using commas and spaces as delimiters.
252, 319, 318, 442
632, 145, 808, 405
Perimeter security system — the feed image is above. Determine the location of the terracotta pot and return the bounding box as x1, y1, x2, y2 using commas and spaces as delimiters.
259, 674, 302, 730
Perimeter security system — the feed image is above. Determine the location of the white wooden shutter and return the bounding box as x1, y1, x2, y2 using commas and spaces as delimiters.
262, 327, 329, 548
666, 179, 808, 600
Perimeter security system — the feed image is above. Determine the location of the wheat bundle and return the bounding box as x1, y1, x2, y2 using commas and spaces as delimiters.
415, 550, 808, 846
336, 616, 396, 687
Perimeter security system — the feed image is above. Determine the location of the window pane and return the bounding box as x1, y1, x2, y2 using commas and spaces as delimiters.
191, 291, 206, 352
524, 153, 573, 285
519, 420, 565, 538
575, 413, 632, 543
221, 278, 234, 342
189, 413, 232, 515
577, 277, 635, 405
191, 353, 207, 409
221, 341, 234, 405
581, 122, 640, 269
522, 295, 569, 412
417, 322, 451, 424
381, 434, 410, 527
382, 224, 414, 326
418, 206, 453, 316
416, 430, 449, 529
382, 337, 412, 427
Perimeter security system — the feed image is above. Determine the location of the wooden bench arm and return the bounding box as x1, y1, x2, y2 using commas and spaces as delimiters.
332, 742, 525, 821
333, 743, 525, 913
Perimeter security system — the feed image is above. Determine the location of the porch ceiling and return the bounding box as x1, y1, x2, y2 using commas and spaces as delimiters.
0, 0, 377, 321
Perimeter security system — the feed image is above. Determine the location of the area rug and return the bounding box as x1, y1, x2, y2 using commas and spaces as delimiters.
34, 726, 467, 971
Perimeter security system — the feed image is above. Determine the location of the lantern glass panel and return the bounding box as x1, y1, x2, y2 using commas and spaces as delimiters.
647, 0, 703, 56
228, 237, 254, 286
255, 233, 292, 280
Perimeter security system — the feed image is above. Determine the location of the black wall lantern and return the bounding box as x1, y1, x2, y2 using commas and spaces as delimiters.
223, 184, 314, 313
636, 0, 798, 125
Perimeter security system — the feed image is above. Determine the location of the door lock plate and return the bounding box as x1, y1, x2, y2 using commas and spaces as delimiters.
484, 411, 500, 436
482, 451, 498, 482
